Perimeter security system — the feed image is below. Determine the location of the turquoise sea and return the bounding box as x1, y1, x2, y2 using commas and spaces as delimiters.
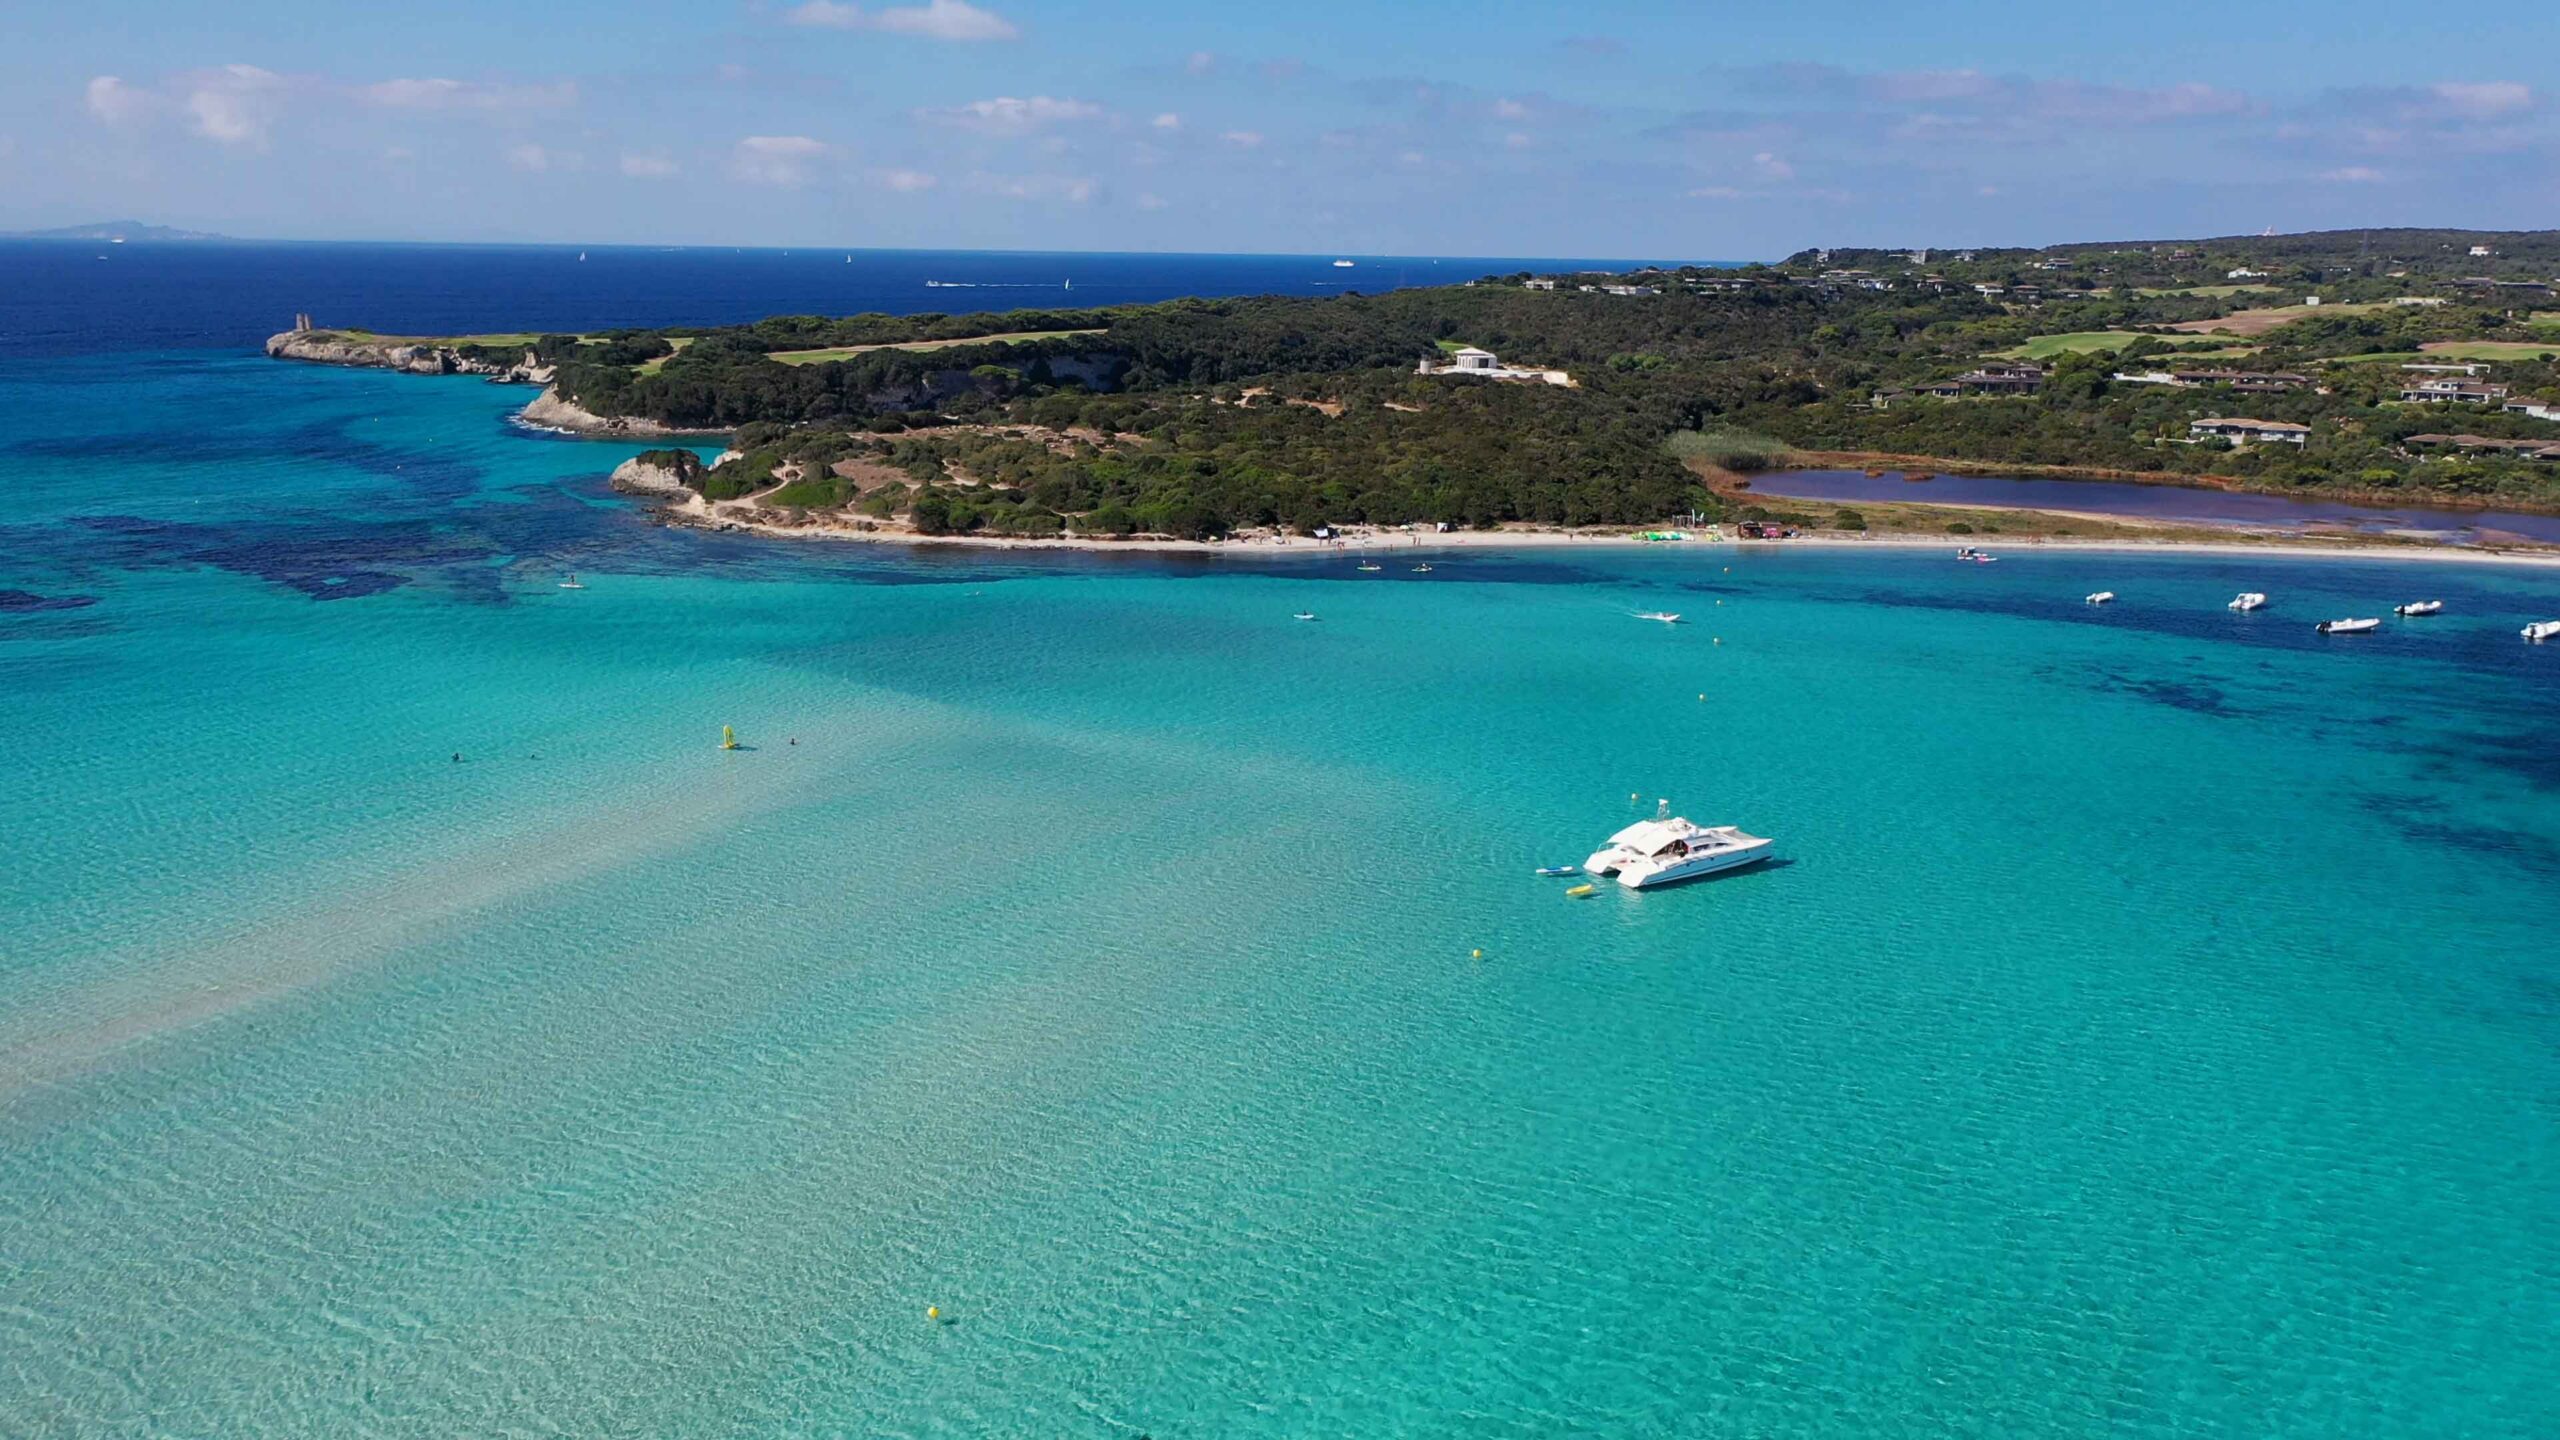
5, 347, 2560, 1436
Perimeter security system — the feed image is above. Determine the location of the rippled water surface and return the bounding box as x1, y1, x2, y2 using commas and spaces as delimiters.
3, 351, 2558, 1437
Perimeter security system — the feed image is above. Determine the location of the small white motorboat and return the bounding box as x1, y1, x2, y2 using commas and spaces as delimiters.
2084, 591, 2115, 605
2394, 600, 2443, 616
1356, 562, 1382, 572
1412, 563, 1433, 573
2228, 592, 2268, 612
559, 573, 585, 590
1633, 611, 1682, 624
1955, 547, 1998, 563
1292, 611, 1318, 622
1535, 865, 1580, 877
2318, 617, 2381, 635
2524, 619, 2560, 642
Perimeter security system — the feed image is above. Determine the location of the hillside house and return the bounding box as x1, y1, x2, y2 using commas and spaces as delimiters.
1416, 347, 1573, 386
1951, 361, 2045, 395
2404, 432, 2560, 460
2190, 417, 2309, 446
2400, 379, 2513, 404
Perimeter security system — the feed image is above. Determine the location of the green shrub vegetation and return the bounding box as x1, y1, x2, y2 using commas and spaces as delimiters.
508, 230, 2560, 535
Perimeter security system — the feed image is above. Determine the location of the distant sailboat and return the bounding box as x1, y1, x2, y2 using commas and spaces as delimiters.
578, 251, 587, 261
1064, 278, 1072, 291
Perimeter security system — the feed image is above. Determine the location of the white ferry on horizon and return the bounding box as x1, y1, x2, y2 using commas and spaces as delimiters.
1582, 805, 1774, 890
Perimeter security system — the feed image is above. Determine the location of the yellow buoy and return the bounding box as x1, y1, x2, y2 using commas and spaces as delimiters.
721, 725, 739, 751
1470, 949, 1483, 959
926, 1305, 941, 1322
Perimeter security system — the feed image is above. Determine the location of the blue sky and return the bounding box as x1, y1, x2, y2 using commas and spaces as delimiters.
5, 0, 2554, 257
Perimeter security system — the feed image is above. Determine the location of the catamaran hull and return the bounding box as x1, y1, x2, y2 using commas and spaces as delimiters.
1615, 845, 1774, 889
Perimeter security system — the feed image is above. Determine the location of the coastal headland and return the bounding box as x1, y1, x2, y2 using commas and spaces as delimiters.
267, 227, 2560, 556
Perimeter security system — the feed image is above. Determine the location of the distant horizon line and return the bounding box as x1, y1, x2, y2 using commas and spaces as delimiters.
0, 232, 1752, 267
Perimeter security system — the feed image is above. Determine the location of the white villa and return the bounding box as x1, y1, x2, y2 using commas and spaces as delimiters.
2190, 417, 2309, 446
1417, 347, 1573, 386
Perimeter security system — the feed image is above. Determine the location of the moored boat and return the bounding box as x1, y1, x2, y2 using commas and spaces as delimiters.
2084, 591, 2115, 605
1582, 804, 1775, 890
2228, 592, 2268, 611
2318, 617, 2381, 635
2525, 619, 2560, 642
1535, 865, 1580, 877
1633, 611, 1681, 623
2394, 600, 2443, 616
1292, 611, 1318, 621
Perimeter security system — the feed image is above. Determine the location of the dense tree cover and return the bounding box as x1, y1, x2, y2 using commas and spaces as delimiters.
549, 231, 2560, 534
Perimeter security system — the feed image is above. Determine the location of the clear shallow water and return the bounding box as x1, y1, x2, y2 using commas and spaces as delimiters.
3, 352, 2559, 1436
1749, 469, 2560, 545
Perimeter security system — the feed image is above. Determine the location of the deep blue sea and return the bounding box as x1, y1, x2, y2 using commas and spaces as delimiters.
3, 245, 2557, 1438
0, 239, 1710, 358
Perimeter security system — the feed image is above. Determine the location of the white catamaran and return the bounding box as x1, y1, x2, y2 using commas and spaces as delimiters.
1582, 803, 1775, 890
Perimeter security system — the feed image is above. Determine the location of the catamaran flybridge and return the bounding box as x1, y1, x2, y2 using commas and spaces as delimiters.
1582, 803, 1774, 890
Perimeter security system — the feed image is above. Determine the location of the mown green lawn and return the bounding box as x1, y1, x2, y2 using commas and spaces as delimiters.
2132, 284, 2279, 298
2415, 340, 2560, 361
1997, 331, 2233, 359
767, 329, 1104, 365
329, 330, 550, 347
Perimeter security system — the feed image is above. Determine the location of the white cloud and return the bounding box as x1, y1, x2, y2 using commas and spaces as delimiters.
1397, 150, 1426, 166
506, 143, 581, 173
185, 65, 287, 147
968, 172, 1097, 203
731, 134, 829, 186
1220, 130, 1263, 148
86, 76, 155, 126
620, 151, 680, 179
1751, 151, 1795, 180
1504, 132, 1532, 150
361, 77, 576, 112
1137, 191, 1167, 210
2320, 165, 2386, 183
1687, 186, 1746, 200
2429, 81, 2532, 118
871, 166, 938, 191
784, 0, 1017, 41
1150, 112, 1182, 131
1185, 51, 1216, 75
1494, 98, 1530, 120
923, 95, 1101, 133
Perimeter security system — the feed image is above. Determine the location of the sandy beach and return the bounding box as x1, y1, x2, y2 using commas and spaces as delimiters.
630, 484, 2560, 569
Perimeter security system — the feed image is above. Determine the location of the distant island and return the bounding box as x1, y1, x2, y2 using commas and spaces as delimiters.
266, 227, 2560, 550
8, 220, 229, 242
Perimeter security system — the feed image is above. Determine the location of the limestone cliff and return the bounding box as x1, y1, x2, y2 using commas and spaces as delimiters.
519, 387, 720, 438
608, 452, 705, 495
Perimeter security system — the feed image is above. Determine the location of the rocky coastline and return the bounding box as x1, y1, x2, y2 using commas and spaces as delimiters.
265, 328, 728, 439
263, 328, 552, 383
519, 387, 725, 438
